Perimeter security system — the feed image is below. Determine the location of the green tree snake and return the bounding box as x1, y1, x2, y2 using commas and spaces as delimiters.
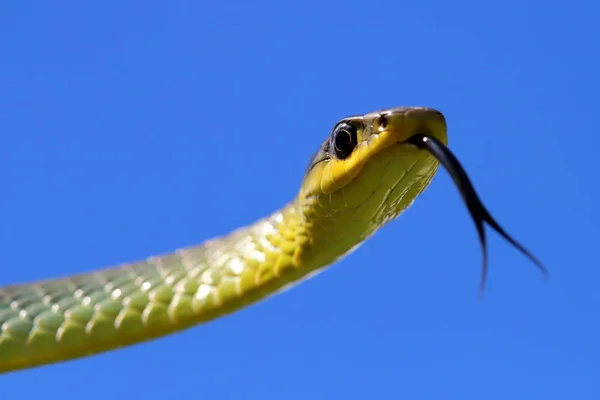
0, 106, 547, 374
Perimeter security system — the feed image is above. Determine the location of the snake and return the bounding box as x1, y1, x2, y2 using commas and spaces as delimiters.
0, 106, 548, 374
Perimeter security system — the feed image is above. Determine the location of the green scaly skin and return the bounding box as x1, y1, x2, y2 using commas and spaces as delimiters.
0, 107, 447, 374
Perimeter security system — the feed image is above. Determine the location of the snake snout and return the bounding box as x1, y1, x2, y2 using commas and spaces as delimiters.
403, 107, 448, 144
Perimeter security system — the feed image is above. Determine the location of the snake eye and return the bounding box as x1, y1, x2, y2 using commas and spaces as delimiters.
331, 122, 357, 159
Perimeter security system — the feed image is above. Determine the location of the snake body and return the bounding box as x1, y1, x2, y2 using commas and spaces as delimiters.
0, 107, 542, 374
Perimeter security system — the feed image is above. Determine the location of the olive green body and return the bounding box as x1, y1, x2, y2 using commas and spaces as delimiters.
0, 107, 447, 374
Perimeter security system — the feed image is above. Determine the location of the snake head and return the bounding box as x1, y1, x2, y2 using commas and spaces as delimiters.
300, 107, 446, 218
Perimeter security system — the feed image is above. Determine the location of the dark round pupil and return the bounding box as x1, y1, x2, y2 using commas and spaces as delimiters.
335, 129, 351, 151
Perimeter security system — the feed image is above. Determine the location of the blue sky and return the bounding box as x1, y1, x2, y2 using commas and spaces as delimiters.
1, 1, 598, 398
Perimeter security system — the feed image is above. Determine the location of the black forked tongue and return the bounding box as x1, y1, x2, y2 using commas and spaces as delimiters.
408, 134, 549, 297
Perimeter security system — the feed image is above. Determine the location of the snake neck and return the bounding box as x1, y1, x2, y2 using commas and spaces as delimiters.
213, 198, 363, 300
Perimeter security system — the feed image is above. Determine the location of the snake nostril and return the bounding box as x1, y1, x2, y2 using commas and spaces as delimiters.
377, 114, 388, 131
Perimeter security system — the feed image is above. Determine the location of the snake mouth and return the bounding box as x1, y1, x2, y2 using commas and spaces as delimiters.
407, 134, 549, 296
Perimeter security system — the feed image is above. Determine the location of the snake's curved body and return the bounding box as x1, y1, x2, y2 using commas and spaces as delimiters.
0, 107, 544, 374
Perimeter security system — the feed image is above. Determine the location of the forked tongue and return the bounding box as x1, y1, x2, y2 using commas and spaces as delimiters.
407, 134, 549, 298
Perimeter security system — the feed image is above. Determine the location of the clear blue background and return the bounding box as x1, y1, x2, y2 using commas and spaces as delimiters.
1, 1, 598, 398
